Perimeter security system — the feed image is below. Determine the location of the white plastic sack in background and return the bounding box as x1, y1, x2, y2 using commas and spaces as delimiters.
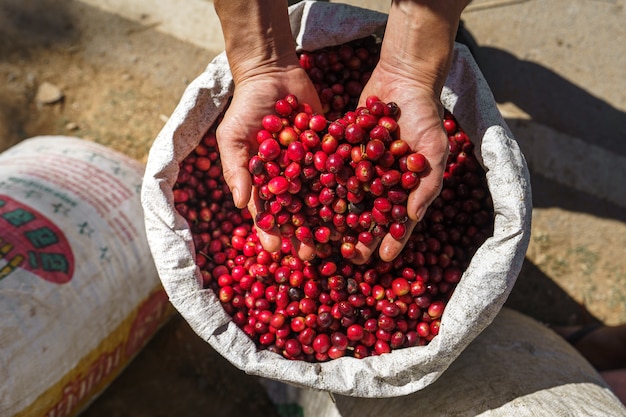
262, 308, 626, 416
0, 136, 169, 417
141, 1, 532, 397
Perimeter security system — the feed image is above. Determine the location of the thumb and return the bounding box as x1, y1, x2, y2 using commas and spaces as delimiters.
407, 165, 444, 223
216, 131, 253, 209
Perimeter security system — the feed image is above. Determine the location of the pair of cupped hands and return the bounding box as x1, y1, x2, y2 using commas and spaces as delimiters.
216, 52, 449, 265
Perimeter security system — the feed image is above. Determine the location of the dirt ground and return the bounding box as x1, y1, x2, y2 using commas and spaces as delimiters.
1, 1, 624, 416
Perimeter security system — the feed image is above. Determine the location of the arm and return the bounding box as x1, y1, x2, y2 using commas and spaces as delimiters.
383, 0, 469, 95
214, 0, 297, 87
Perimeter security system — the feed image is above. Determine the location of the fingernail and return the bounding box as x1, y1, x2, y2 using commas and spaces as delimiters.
232, 187, 242, 208
415, 205, 426, 222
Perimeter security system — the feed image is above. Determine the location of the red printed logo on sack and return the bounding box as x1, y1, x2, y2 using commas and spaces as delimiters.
0, 194, 74, 283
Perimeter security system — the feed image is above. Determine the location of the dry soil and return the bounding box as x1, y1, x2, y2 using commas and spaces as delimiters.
2, 1, 625, 416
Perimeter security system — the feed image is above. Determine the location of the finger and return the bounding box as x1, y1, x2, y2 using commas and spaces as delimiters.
256, 229, 282, 254
407, 167, 445, 223
294, 238, 317, 261
378, 220, 417, 262
216, 129, 253, 209
247, 188, 282, 253
224, 165, 253, 210
352, 236, 382, 266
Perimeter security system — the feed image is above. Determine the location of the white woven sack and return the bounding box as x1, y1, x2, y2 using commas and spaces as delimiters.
0, 136, 167, 416
141, 1, 532, 397
263, 308, 626, 416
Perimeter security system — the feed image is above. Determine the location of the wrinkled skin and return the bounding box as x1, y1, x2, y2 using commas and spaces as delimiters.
216, 65, 322, 260
352, 57, 450, 264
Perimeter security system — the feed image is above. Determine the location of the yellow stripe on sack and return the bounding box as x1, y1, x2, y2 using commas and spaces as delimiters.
1, 241, 14, 256
14, 286, 176, 417
0, 254, 24, 280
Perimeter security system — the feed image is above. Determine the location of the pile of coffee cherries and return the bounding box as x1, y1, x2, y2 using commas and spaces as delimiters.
172, 37, 494, 362
251, 94, 428, 259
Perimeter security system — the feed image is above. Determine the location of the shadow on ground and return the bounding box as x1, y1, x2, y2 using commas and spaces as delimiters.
0, 0, 78, 50
476, 46, 626, 158
506, 258, 600, 326
80, 314, 281, 417
473, 43, 625, 328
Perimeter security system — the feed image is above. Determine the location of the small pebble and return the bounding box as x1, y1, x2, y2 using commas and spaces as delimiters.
36, 82, 64, 104
65, 122, 79, 131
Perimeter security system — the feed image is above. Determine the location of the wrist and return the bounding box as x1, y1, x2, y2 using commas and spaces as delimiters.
214, 0, 299, 84
381, 0, 469, 93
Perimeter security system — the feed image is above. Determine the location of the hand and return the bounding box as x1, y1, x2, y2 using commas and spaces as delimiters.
216, 65, 323, 260
352, 62, 450, 264
344, 0, 467, 264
